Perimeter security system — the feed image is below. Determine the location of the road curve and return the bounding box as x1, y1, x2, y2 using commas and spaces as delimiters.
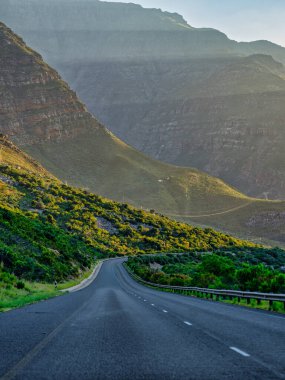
0, 258, 284, 380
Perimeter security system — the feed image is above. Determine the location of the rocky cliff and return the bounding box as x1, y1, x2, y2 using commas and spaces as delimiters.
2, 0, 285, 199
0, 22, 98, 146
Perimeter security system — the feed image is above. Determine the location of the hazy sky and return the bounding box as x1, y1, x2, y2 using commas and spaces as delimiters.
106, 0, 285, 47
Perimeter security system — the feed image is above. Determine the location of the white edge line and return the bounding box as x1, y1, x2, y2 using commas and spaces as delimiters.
230, 347, 250, 357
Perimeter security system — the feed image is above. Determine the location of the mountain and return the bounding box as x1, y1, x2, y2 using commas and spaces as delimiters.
2, 0, 285, 199
0, 22, 248, 214
2, 21, 285, 246
2, 0, 285, 63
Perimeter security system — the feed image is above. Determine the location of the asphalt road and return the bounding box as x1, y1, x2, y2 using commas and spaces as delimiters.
1, 258, 285, 380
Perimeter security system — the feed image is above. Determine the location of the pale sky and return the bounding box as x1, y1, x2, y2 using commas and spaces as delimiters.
105, 0, 285, 47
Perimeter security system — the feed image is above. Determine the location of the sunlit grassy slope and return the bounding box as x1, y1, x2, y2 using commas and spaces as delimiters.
0, 137, 50, 176
25, 127, 249, 216
0, 137, 256, 292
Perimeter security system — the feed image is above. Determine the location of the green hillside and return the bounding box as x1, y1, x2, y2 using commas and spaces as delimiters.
2, 138, 285, 311
0, 138, 255, 283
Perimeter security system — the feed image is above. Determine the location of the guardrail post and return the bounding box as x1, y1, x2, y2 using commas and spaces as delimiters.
257, 299, 261, 305
247, 298, 250, 305
269, 300, 273, 310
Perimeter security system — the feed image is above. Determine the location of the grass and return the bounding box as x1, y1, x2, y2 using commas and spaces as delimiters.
57, 263, 97, 290
0, 137, 49, 176
26, 130, 249, 217
151, 287, 285, 314
0, 262, 98, 312
223, 296, 285, 314
174, 197, 285, 248
184, 290, 285, 314
0, 282, 59, 312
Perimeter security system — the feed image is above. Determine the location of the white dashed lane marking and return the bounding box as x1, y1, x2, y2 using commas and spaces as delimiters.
184, 321, 192, 326
230, 347, 250, 357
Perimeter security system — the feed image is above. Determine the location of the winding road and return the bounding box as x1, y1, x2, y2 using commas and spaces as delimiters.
1, 259, 285, 380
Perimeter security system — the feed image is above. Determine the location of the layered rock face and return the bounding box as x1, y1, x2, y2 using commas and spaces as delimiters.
0, 22, 98, 147
2, 0, 285, 199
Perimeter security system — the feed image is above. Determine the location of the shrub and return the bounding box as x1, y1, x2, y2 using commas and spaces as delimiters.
15, 280, 25, 289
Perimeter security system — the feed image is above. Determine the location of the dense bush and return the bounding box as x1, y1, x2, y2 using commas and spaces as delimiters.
126, 251, 285, 293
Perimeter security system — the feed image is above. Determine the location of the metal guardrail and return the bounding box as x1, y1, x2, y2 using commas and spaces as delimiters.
124, 264, 285, 309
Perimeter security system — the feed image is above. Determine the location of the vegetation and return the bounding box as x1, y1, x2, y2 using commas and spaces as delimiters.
0, 262, 97, 312
126, 249, 285, 293
0, 141, 284, 311
0, 164, 255, 283
0, 266, 59, 312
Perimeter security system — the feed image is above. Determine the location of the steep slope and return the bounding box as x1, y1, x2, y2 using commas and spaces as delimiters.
0, 135, 50, 175
2, 22, 285, 245
2, 0, 285, 199
0, 138, 256, 282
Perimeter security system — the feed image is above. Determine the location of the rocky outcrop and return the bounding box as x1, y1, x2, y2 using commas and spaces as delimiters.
0, 22, 99, 147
